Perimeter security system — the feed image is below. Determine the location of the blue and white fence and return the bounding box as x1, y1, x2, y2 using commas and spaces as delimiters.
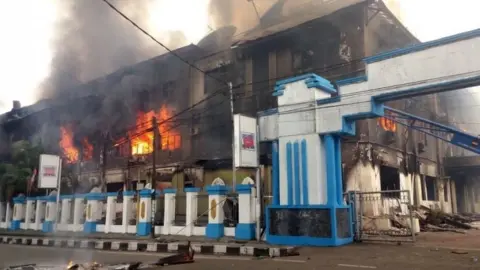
0, 177, 258, 240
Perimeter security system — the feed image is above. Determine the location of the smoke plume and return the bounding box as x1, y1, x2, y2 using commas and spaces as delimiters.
39, 0, 171, 99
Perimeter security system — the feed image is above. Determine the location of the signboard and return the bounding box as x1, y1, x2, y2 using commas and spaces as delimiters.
38, 154, 62, 189
233, 114, 258, 168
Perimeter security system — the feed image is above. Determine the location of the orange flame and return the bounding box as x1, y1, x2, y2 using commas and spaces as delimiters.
130, 105, 181, 155
82, 138, 94, 160
59, 125, 94, 163
60, 126, 79, 164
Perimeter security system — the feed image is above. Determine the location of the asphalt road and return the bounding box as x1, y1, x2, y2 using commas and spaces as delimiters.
1, 243, 479, 269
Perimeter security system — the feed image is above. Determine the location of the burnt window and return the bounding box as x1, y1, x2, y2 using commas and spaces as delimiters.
204, 65, 229, 95
292, 50, 314, 71
380, 166, 400, 198
425, 176, 437, 201
443, 180, 449, 202
162, 81, 175, 98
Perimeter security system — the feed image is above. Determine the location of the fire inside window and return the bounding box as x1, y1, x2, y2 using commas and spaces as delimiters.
130, 105, 181, 156
378, 116, 397, 132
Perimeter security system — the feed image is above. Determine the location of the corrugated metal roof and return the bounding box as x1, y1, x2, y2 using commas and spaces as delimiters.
232, 0, 366, 46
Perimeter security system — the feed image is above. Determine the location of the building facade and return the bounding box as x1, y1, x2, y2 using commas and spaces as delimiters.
0, 0, 465, 214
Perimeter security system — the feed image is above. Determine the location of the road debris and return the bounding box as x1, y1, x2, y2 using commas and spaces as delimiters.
4, 242, 195, 270
153, 241, 195, 266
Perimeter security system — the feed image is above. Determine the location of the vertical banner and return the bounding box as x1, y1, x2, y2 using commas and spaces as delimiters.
38, 154, 62, 189
233, 114, 258, 168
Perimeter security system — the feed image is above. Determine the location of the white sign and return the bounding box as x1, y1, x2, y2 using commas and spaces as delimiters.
233, 114, 258, 168
38, 154, 62, 189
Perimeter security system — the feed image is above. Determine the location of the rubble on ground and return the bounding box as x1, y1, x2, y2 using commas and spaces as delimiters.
415, 206, 480, 233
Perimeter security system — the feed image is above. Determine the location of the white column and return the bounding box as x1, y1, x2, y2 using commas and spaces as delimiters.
5, 202, 12, 228
137, 189, 154, 236
0, 202, 5, 227
205, 185, 227, 239
84, 193, 105, 233
43, 196, 57, 233
11, 197, 25, 230
163, 189, 177, 235
73, 196, 85, 232
122, 191, 134, 233
60, 197, 72, 225
34, 198, 45, 231
25, 198, 35, 229
185, 188, 200, 236
104, 193, 117, 234
235, 184, 256, 240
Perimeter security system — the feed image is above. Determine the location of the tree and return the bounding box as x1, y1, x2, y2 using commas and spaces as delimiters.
0, 140, 43, 202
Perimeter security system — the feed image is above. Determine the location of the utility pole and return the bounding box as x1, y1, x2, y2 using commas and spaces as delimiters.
151, 116, 158, 238
101, 132, 108, 192
125, 135, 131, 191
229, 82, 236, 192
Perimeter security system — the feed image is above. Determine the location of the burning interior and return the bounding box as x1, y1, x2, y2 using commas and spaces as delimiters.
129, 105, 181, 156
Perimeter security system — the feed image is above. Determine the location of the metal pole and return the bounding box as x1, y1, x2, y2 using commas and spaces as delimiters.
54, 157, 62, 232
126, 135, 131, 191
101, 133, 108, 192
255, 122, 261, 241
151, 116, 158, 238
229, 82, 236, 192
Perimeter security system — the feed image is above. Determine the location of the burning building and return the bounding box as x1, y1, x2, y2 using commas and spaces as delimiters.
0, 0, 467, 214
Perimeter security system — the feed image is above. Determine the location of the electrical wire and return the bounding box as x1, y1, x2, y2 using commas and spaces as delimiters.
101, 0, 229, 87
101, 0, 368, 139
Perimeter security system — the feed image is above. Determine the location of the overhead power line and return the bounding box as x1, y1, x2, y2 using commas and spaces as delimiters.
101, 0, 228, 87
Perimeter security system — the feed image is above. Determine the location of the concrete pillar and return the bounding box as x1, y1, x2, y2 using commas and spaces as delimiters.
163, 189, 177, 235
10, 196, 26, 230
206, 185, 228, 239
235, 184, 255, 240
73, 195, 85, 232
122, 191, 135, 233
0, 202, 5, 226
42, 196, 57, 233
104, 193, 117, 233
185, 188, 200, 236
25, 198, 35, 229
451, 180, 458, 213
84, 193, 105, 233
34, 198, 45, 231
5, 202, 12, 229
60, 196, 73, 225
137, 189, 154, 236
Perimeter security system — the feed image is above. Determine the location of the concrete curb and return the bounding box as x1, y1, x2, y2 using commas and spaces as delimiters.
0, 236, 294, 257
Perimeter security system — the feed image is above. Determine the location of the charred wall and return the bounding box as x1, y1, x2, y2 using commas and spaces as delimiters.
189, 49, 237, 162
187, 3, 367, 163
351, 1, 442, 177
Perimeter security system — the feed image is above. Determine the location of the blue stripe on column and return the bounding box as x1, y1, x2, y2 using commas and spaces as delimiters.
323, 135, 336, 206
334, 136, 343, 206
286, 142, 294, 205
301, 139, 309, 205
272, 141, 280, 205
293, 141, 301, 205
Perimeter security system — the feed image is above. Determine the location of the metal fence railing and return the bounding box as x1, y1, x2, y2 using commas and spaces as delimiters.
347, 190, 416, 242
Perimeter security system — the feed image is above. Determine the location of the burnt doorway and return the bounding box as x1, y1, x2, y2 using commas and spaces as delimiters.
380, 166, 400, 197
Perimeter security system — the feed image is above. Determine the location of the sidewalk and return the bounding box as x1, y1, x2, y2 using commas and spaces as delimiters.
0, 229, 294, 257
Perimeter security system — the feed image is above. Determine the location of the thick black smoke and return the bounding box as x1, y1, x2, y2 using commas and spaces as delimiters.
39, 0, 161, 99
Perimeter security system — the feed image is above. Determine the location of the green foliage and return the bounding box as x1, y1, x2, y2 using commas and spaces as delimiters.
0, 140, 44, 200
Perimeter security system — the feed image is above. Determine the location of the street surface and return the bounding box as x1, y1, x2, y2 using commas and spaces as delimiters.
1, 243, 479, 269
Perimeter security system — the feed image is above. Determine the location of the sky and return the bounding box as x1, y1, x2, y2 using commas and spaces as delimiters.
0, 0, 480, 113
